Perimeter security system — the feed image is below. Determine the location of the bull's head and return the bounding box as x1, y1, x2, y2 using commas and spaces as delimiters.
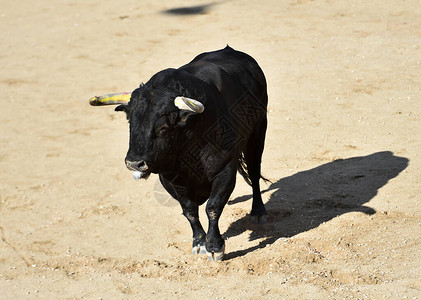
89, 84, 205, 180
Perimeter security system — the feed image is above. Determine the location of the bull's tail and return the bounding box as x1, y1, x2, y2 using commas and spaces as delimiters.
237, 152, 271, 186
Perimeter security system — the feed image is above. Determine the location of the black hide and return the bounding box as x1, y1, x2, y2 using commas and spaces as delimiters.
118, 46, 268, 260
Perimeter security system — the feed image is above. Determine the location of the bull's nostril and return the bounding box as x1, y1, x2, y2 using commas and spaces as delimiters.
125, 159, 148, 171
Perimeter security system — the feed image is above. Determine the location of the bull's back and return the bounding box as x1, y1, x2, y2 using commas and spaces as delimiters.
180, 46, 268, 108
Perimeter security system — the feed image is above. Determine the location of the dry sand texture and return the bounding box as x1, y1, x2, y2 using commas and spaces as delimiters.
0, 0, 420, 298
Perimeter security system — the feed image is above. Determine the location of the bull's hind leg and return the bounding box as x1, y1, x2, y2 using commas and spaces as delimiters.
244, 117, 268, 224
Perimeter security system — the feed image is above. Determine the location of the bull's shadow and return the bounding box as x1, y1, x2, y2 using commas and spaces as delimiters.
224, 151, 408, 260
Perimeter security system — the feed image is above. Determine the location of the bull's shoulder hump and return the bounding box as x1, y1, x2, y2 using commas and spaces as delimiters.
187, 47, 255, 66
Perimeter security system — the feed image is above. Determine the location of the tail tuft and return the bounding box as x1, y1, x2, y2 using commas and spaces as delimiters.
237, 152, 271, 186
238, 153, 252, 186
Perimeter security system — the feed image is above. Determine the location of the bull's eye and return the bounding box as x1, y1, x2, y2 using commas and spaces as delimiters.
157, 124, 170, 137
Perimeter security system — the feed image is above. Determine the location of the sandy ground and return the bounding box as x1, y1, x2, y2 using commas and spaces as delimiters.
1, 0, 420, 298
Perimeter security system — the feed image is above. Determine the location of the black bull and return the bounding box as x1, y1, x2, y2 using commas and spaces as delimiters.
90, 46, 269, 261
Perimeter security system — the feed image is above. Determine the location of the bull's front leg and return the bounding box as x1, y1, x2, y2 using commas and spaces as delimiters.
180, 199, 207, 255
160, 174, 206, 255
205, 160, 237, 261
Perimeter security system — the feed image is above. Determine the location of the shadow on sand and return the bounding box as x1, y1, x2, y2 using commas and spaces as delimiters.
224, 151, 408, 260
162, 3, 215, 16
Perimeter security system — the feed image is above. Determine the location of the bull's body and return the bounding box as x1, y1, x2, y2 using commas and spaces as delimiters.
94, 46, 268, 260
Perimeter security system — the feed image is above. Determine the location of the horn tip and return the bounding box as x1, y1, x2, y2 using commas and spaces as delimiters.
89, 96, 98, 101
89, 96, 100, 106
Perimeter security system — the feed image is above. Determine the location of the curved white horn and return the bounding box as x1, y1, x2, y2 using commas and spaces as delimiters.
174, 96, 204, 113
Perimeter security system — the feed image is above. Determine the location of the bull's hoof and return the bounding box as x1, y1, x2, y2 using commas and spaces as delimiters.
251, 214, 267, 224
192, 244, 207, 255
207, 244, 225, 261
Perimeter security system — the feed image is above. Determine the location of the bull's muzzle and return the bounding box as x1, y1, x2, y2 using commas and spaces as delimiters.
125, 159, 150, 180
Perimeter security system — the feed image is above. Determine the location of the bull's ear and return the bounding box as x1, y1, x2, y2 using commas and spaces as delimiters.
115, 104, 128, 112
115, 104, 130, 119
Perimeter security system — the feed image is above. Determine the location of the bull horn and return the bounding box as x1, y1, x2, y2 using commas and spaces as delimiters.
89, 92, 131, 106
174, 96, 205, 114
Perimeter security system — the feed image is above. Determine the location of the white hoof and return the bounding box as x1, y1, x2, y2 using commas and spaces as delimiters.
207, 244, 225, 261
192, 244, 207, 255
